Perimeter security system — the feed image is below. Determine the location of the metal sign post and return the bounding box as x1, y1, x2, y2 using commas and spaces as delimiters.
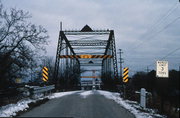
156, 61, 169, 112
123, 67, 129, 99
140, 88, 146, 108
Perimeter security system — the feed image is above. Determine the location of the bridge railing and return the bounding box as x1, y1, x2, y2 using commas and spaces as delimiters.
24, 85, 55, 96
0, 85, 55, 106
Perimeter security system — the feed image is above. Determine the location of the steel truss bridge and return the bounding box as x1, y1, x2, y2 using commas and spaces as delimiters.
54, 24, 118, 89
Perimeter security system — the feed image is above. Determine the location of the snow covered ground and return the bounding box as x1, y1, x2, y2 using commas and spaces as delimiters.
79, 90, 93, 98
0, 98, 37, 117
48, 91, 80, 99
0, 91, 80, 117
97, 90, 166, 118
0, 90, 166, 118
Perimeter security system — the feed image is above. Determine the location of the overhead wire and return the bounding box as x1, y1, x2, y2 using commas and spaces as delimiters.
130, 16, 180, 50
160, 47, 180, 60
123, 1, 180, 73
128, 1, 179, 51
146, 2, 178, 35
127, 46, 180, 72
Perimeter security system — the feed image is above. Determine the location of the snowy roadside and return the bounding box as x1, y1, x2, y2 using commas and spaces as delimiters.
0, 90, 167, 117
48, 91, 80, 99
79, 90, 94, 98
0, 91, 80, 117
0, 98, 38, 117
97, 90, 166, 118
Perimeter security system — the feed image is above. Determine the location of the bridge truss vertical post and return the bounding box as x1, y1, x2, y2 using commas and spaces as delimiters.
54, 30, 63, 88
111, 31, 118, 79
103, 30, 118, 80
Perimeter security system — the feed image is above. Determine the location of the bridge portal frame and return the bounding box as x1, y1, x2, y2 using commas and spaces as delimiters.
54, 24, 118, 89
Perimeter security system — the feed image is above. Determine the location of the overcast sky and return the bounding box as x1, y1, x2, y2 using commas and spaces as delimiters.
2, 0, 180, 75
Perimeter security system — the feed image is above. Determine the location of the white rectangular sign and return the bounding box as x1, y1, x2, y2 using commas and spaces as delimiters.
156, 61, 169, 78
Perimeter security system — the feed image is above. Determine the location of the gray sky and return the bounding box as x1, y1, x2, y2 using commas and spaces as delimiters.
2, 0, 180, 75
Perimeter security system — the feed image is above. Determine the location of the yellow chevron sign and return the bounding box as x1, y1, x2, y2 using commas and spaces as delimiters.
59, 55, 113, 59
123, 67, 129, 83
42, 67, 48, 82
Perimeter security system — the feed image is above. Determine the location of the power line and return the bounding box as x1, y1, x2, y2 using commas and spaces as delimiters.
125, 46, 180, 73
123, 1, 180, 74
161, 47, 180, 60
146, 47, 180, 68
131, 16, 180, 50
147, 2, 178, 34
128, 1, 179, 51
127, 16, 180, 72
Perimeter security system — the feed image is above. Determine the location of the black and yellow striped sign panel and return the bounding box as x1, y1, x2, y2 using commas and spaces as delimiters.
123, 67, 129, 83
42, 67, 48, 82
59, 55, 113, 59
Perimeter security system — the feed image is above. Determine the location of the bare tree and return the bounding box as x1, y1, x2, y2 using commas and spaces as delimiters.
0, 2, 49, 89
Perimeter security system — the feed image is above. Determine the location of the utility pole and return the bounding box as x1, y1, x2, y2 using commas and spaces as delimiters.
179, 65, 180, 81
119, 49, 123, 80
119, 49, 126, 99
147, 66, 149, 73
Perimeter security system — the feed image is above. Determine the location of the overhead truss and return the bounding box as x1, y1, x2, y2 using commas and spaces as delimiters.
54, 24, 118, 89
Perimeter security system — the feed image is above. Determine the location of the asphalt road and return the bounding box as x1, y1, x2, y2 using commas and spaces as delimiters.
20, 91, 135, 118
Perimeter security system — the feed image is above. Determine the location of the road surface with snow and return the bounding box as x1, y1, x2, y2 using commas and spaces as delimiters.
20, 90, 135, 118
0, 90, 165, 118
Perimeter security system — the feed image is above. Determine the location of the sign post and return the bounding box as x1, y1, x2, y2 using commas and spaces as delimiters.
156, 61, 169, 78
123, 67, 129, 99
156, 61, 169, 112
140, 88, 146, 108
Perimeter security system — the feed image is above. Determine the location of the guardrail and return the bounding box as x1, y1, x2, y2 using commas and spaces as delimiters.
33, 85, 55, 94
0, 85, 55, 106
18, 85, 55, 97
